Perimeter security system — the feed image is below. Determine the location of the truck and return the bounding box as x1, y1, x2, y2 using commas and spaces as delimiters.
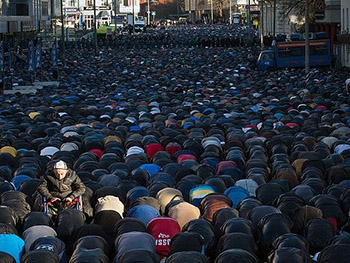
257, 38, 332, 71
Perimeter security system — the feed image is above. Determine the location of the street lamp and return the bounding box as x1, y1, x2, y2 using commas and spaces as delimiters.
247, 0, 250, 24
147, 0, 150, 25
93, 0, 98, 53
247, 0, 251, 42
305, 0, 310, 73
132, 0, 135, 34
114, 0, 117, 33
177, 0, 179, 22
229, 0, 232, 24
60, 0, 65, 65
211, 0, 213, 24
273, 0, 276, 39
259, 0, 264, 47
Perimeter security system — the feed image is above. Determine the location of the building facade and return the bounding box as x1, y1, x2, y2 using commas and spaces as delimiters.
259, 1, 295, 37
337, 0, 350, 67
0, 0, 51, 35
184, 0, 296, 36
0, 0, 143, 35
314, 0, 340, 62
185, 0, 249, 23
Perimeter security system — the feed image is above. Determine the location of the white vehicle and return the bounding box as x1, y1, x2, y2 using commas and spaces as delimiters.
127, 14, 145, 32
111, 15, 125, 29
134, 16, 145, 32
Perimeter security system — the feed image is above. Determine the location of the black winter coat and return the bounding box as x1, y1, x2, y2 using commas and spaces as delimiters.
37, 170, 86, 200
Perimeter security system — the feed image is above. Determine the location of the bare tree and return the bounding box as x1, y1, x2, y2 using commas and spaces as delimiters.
273, 0, 316, 23
214, 0, 224, 18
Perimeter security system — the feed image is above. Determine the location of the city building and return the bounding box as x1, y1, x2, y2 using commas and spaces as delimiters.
0, 0, 51, 36
315, 0, 340, 58
184, 0, 298, 35
0, 0, 143, 37
337, 0, 350, 67
259, 0, 295, 37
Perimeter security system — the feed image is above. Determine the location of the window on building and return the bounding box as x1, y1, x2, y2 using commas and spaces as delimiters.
42, 1, 48, 16
16, 3, 29, 15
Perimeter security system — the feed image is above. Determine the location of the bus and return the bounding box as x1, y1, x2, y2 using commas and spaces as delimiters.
257, 39, 331, 71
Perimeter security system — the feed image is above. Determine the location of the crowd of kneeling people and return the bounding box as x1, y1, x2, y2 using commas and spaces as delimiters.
1, 24, 350, 263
